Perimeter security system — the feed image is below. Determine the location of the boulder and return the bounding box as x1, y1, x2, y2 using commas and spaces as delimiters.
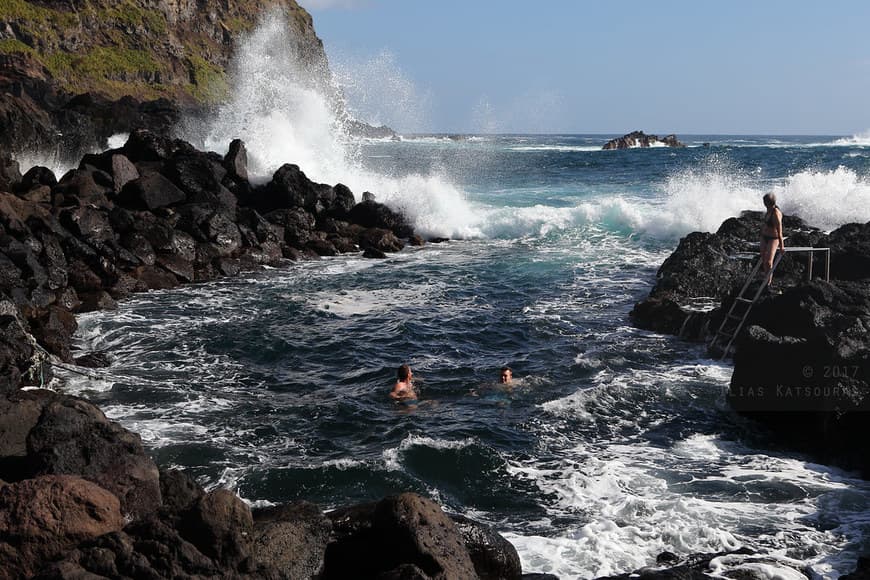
359, 228, 405, 253
257, 163, 312, 211
59, 207, 114, 242
121, 129, 191, 164
0, 475, 123, 579
266, 208, 316, 248
824, 221, 870, 281
323, 493, 479, 579
110, 154, 139, 194
0, 155, 21, 192
117, 172, 186, 211
27, 395, 162, 519
0, 315, 34, 393
224, 139, 248, 182
29, 305, 78, 362
451, 514, 522, 580
0, 390, 55, 472
347, 200, 414, 238
252, 501, 332, 579
158, 468, 203, 515
331, 183, 356, 217
631, 212, 821, 341
179, 488, 253, 568
165, 152, 227, 199
41, 518, 222, 579
76, 291, 118, 313
16, 166, 57, 193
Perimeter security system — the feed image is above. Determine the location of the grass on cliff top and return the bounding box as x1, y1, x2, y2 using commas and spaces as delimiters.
0, 39, 35, 55
187, 54, 229, 103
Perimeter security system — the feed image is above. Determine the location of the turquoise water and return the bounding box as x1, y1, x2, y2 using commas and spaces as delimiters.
68, 135, 870, 578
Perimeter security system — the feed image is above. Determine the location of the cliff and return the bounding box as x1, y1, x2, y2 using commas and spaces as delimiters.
0, 0, 328, 155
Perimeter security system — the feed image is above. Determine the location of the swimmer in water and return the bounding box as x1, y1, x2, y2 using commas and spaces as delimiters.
390, 364, 417, 402
499, 366, 513, 384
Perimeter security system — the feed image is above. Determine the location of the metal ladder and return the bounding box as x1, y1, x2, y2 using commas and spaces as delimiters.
710, 252, 785, 360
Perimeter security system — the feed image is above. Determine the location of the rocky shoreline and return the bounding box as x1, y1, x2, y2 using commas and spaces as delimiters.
631, 211, 870, 476
0, 132, 545, 579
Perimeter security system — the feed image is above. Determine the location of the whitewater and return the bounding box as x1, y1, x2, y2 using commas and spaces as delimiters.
54, 11, 870, 580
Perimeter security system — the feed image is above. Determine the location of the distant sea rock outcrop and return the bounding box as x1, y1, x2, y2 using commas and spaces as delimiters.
602, 130, 685, 150
631, 213, 870, 476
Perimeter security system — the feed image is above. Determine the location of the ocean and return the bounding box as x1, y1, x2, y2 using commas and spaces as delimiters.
55, 14, 870, 580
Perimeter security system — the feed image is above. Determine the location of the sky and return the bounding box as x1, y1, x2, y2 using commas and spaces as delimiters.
302, 1, 870, 136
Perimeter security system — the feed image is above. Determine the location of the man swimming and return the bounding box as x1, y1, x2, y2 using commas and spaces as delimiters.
499, 366, 513, 384
390, 364, 417, 401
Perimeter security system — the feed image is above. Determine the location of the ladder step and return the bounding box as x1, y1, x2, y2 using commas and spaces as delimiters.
735, 297, 753, 304
727, 314, 743, 321
717, 330, 733, 338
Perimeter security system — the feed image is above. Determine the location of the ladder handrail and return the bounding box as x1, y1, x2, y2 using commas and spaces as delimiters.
709, 246, 831, 360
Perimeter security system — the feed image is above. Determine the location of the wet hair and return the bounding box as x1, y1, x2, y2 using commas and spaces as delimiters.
763, 193, 777, 208
500, 366, 512, 374
397, 364, 411, 381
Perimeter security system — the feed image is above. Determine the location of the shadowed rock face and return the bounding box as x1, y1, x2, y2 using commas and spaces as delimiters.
728, 280, 870, 475
634, 210, 870, 477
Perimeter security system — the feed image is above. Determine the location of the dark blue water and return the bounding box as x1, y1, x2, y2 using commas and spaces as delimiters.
67, 135, 870, 578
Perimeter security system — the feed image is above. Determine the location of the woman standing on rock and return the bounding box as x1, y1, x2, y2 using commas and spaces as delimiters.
761, 193, 785, 289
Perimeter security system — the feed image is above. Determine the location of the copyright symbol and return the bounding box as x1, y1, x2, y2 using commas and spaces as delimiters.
802, 366, 814, 378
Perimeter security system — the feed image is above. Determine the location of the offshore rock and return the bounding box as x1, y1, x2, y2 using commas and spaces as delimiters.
602, 130, 685, 150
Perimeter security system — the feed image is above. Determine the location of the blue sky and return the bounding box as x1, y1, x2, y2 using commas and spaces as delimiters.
304, 1, 870, 135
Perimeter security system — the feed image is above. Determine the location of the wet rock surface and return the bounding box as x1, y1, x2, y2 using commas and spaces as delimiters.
602, 130, 685, 150
634, 212, 870, 478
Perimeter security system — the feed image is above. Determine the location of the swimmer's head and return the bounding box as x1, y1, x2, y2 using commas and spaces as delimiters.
499, 367, 512, 384
397, 364, 412, 382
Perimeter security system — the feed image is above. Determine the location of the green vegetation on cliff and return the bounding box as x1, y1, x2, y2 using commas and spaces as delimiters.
0, 0, 323, 104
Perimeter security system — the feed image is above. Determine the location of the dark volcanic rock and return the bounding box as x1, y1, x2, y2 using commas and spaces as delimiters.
27, 395, 162, 519
359, 228, 405, 253
0, 314, 34, 393
179, 488, 253, 568
17, 166, 57, 193
452, 514, 522, 580
118, 171, 187, 211
324, 493, 479, 579
224, 138, 249, 182
347, 199, 414, 238
252, 501, 332, 580
602, 130, 685, 150
630, 212, 821, 340
824, 221, 870, 281
728, 280, 870, 474
0, 475, 123, 580
0, 155, 21, 192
